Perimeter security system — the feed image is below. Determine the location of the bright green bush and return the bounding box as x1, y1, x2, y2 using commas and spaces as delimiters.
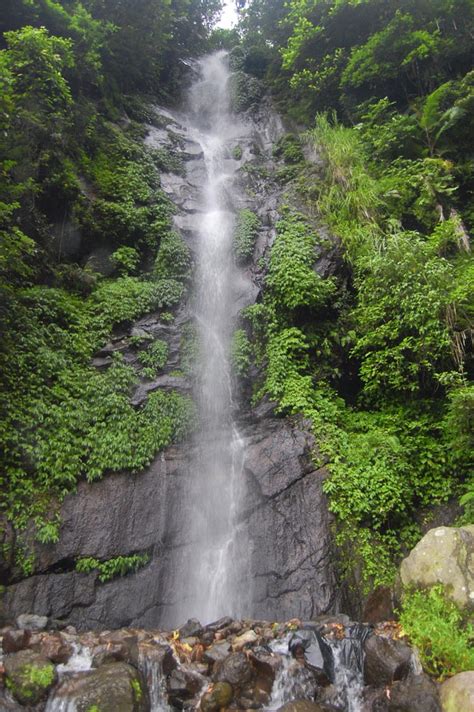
76, 553, 150, 582
266, 211, 336, 311
111, 247, 140, 275
234, 209, 260, 263
231, 329, 252, 377
399, 586, 474, 679
138, 339, 168, 373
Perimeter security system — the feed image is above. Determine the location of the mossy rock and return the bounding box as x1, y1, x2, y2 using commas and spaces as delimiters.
201, 681, 233, 711
400, 525, 474, 611
51, 662, 148, 712
4, 649, 57, 706
440, 671, 474, 711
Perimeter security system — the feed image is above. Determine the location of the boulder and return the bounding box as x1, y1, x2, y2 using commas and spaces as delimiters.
388, 672, 441, 712
233, 629, 258, 650
50, 662, 148, 711
399, 526, 474, 610
363, 587, 395, 624
166, 665, 204, 707
213, 652, 254, 689
200, 681, 234, 711
179, 618, 203, 638
277, 703, 325, 712
16, 613, 48, 631
203, 640, 232, 664
2, 629, 31, 654
364, 636, 412, 686
4, 649, 57, 706
440, 671, 474, 712
40, 632, 73, 664
289, 629, 334, 683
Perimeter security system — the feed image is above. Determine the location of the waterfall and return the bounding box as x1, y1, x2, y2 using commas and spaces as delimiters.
171, 51, 251, 624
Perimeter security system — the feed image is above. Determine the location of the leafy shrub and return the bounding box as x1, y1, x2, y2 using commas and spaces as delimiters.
154, 230, 191, 281
234, 209, 260, 263
266, 211, 336, 311
399, 586, 474, 679
76, 553, 150, 582
231, 329, 252, 377
138, 339, 168, 373
111, 246, 140, 275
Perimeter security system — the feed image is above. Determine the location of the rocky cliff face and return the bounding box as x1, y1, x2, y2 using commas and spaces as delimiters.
2, 89, 341, 630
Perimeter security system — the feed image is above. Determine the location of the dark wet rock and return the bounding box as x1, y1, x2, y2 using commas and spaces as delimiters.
205, 616, 234, 633
200, 681, 234, 711
39, 632, 73, 664
440, 671, 474, 712
249, 648, 281, 694
94, 631, 140, 667
179, 618, 203, 638
277, 702, 325, 712
364, 636, 412, 686
388, 672, 441, 712
203, 640, 232, 664
166, 665, 204, 708
289, 629, 334, 684
213, 652, 254, 689
84, 245, 114, 276
4, 649, 57, 706
138, 641, 176, 676
16, 614, 48, 631
2, 629, 31, 654
50, 662, 148, 711
363, 587, 394, 624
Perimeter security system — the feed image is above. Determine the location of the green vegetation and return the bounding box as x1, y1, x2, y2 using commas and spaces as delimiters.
231, 329, 252, 377
76, 553, 150, 582
399, 586, 474, 679
234, 208, 261, 263
131, 678, 143, 702
236, 0, 473, 598
138, 339, 169, 375
0, 1, 210, 558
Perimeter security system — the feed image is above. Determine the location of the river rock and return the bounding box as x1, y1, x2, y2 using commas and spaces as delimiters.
214, 652, 254, 688
201, 681, 234, 711
388, 672, 441, 712
4, 649, 57, 706
439, 671, 474, 711
39, 632, 73, 664
16, 613, 48, 631
233, 629, 258, 650
399, 525, 474, 610
362, 587, 394, 624
364, 636, 412, 686
2, 628, 31, 654
277, 703, 325, 712
203, 640, 232, 664
166, 665, 204, 707
179, 618, 203, 638
50, 662, 148, 711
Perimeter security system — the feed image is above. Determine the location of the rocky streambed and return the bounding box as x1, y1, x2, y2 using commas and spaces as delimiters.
0, 612, 450, 711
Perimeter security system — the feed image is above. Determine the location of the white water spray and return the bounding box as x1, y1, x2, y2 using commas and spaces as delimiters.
172, 51, 251, 624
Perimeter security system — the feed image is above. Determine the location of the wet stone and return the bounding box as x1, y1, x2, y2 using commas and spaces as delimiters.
203, 640, 232, 664
4, 649, 57, 706
364, 635, 412, 686
179, 618, 203, 638
16, 614, 48, 631
39, 632, 73, 664
213, 652, 254, 689
200, 681, 234, 711
2, 629, 31, 654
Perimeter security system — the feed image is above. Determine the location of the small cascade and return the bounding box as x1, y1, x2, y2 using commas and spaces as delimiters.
138, 648, 173, 712
43, 644, 92, 712
267, 625, 371, 711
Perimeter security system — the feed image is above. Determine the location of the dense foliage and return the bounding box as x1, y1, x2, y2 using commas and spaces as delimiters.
237, 0, 473, 596
0, 1, 213, 562
399, 586, 474, 679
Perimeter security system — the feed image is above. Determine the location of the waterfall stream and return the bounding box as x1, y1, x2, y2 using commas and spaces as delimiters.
171, 51, 252, 624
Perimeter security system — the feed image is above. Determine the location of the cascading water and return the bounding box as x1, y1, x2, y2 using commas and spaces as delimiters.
171, 51, 251, 624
